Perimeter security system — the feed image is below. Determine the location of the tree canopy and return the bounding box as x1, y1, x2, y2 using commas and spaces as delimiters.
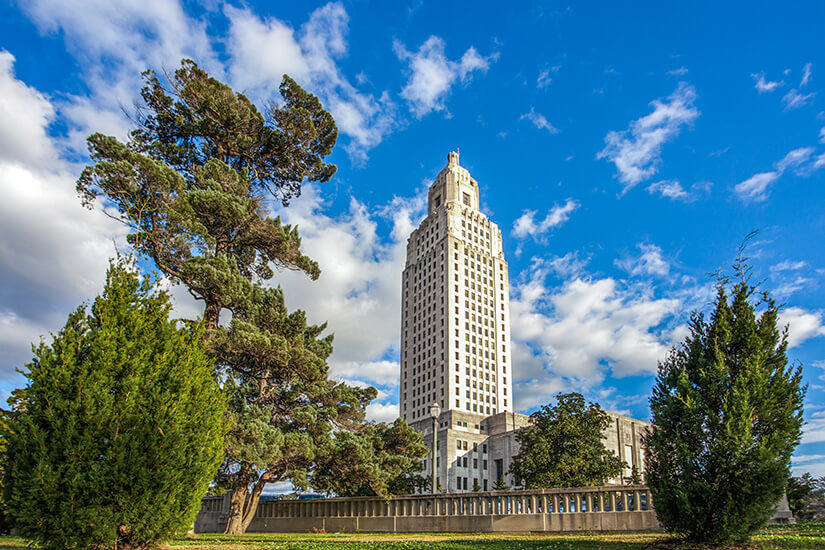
3, 260, 226, 550
509, 392, 624, 489
310, 419, 429, 497
644, 257, 806, 544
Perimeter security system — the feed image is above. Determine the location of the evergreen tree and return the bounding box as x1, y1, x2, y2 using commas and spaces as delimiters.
3, 261, 226, 550
77, 59, 335, 330
211, 285, 375, 533
644, 257, 806, 544
509, 393, 624, 489
493, 477, 508, 491
472, 480, 482, 492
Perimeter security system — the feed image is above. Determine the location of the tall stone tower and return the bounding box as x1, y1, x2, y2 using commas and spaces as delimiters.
400, 151, 513, 424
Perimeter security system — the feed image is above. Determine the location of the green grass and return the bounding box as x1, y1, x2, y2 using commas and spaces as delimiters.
0, 523, 822, 550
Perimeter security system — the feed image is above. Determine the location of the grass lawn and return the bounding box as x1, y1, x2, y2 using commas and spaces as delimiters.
0, 523, 822, 549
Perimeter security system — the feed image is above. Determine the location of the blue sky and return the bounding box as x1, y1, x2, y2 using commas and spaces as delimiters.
1, 0, 824, 477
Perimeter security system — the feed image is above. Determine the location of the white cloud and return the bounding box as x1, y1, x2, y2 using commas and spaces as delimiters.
751, 72, 783, 93
0, 51, 58, 167
0, 52, 127, 379
394, 35, 493, 117
17, 0, 220, 156
646, 180, 688, 200
734, 171, 781, 203
509, 266, 680, 394
819, 127, 825, 144
801, 63, 813, 87
771, 260, 807, 272
331, 360, 399, 388
537, 69, 552, 89
646, 179, 712, 202
667, 67, 688, 76
365, 402, 399, 423
520, 108, 559, 134
778, 307, 825, 348
271, 184, 426, 391
615, 243, 670, 277
20, 1, 397, 163
782, 89, 816, 110
597, 83, 699, 191
735, 147, 817, 202
512, 199, 579, 242
225, 3, 397, 163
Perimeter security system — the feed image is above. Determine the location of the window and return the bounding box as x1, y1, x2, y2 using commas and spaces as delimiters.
434, 195, 441, 207
463, 192, 471, 206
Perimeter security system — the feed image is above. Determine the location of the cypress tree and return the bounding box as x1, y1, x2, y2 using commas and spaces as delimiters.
3, 261, 226, 550
644, 257, 805, 543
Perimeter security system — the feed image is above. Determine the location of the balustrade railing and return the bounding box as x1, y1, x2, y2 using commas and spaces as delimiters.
200, 485, 653, 520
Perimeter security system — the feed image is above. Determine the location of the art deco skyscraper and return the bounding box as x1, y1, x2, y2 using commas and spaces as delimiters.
400, 152, 513, 423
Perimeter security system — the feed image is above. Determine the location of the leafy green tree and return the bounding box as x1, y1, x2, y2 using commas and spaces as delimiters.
3, 261, 226, 550
787, 473, 825, 520
309, 419, 429, 497
644, 258, 806, 544
509, 393, 624, 489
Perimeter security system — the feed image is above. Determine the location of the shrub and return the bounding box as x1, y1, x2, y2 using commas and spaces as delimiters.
3, 261, 226, 550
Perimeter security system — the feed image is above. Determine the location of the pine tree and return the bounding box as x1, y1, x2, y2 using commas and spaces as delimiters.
493, 477, 508, 491
644, 256, 805, 544
77, 59, 335, 330
75, 60, 409, 534
509, 393, 624, 489
472, 480, 482, 492
3, 261, 226, 550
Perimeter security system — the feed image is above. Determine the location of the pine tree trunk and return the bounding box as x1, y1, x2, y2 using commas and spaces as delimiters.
223, 486, 249, 535
203, 300, 222, 331
240, 478, 268, 532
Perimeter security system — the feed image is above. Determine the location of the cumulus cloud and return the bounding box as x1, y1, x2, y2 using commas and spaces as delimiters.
394, 35, 493, 117
269, 183, 426, 397
225, 3, 397, 162
19, 1, 398, 163
0, 52, 127, 380
751, 71, 783, 93
597, 82, 699, 191
778, 307, 825, 348
615, 243, 670, 277
735, 147, 818, 202
512, 199, 579, 242
520, 107, 559, 133
365, 402, 400, 423
510, 265, 680, 389
17, 0, 220, 155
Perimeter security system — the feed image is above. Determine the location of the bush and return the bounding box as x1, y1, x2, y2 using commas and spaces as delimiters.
3, 261, 226, 550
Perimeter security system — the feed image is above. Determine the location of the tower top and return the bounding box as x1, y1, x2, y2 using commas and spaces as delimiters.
428, 150, 479, 214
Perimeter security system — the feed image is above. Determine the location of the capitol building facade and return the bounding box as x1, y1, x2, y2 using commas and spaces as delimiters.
400, 152, 650, 493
